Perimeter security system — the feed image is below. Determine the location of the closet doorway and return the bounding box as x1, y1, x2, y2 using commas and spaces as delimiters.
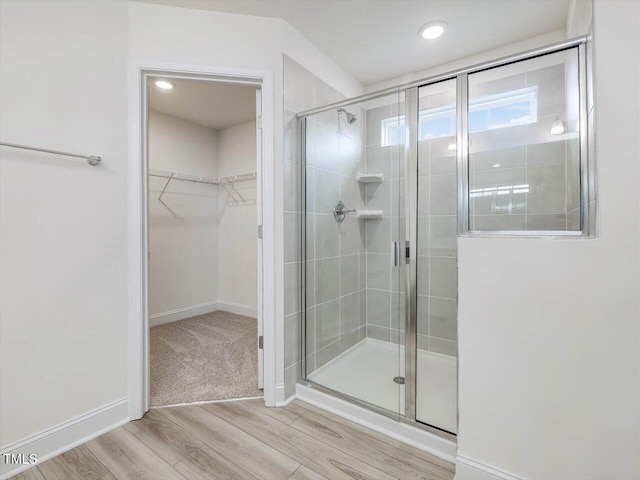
145, 76, 263, 407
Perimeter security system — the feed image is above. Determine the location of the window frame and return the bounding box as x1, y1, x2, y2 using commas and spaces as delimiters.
458, 44, 593, 237
382, 86, 539, 146
381, 115, 406, 147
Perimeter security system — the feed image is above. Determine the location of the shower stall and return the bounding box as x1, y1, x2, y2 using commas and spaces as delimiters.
297, 37, 591, 437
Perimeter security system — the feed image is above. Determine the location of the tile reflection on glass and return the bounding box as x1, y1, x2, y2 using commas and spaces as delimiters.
468, 48, 581, 231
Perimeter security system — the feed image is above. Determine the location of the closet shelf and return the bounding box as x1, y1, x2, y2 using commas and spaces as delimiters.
356, 210, 383, 219
148, 168, 257, 203
357, 173, 384, 183
149, 169, 256, 186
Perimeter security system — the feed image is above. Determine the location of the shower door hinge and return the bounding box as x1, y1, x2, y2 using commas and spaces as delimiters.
256, 116, 263, 129
257, 225, 263, 239
258, 335, 264, 349
405, 241, 410, 264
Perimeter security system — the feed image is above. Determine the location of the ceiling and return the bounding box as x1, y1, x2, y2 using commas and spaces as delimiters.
148, 78, 257, 130
135, 0, 571, 86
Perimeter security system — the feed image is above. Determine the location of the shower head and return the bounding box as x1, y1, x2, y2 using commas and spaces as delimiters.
337, 108, 358, 124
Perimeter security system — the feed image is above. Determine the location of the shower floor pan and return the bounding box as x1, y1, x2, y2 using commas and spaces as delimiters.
308, 337, 457, 433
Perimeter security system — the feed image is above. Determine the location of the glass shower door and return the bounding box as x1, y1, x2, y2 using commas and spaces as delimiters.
412, 79, 459, 434
302, 90, 406, 418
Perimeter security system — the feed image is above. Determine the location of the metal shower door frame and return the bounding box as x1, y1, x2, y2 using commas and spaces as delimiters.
403, 87, 418, 423
402, 82, 459, 441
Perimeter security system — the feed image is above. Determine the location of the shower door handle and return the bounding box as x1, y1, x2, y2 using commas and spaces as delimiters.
392, 241, 400, 267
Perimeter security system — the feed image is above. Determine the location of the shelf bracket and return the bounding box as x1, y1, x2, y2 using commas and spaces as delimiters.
158, 172, 174, 201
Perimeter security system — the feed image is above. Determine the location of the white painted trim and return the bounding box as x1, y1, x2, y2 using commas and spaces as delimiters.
149, 301, 220, 327
0, 398, 128, 480
149, 301, 257, 327
127, 59, 148, 421
455, 456, 525, 480
128, 60, 277, 422
275, 394, 297, 407
274, 383, 286, 404
216, 301, 258, 319
255, 86, 265, 391
295, 384, 457, 464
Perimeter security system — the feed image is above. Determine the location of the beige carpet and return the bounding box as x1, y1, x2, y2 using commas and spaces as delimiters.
150, 311, 262, 406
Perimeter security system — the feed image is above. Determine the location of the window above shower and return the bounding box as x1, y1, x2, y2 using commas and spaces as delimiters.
379, 44, 594, 236
381, 86, 538, 147
465, 46, 592, 235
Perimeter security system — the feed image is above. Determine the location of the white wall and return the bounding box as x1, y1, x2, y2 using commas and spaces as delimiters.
0, 0, 128, 456
128, 0, 363, 402
217, 120, 258, 313
455, 1, 640, 479
0, 0, 362, 471
147, 110, 219, 319
567, 0, 593, 38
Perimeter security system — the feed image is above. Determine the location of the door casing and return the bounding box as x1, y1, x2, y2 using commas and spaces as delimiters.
127, 62, 276, 419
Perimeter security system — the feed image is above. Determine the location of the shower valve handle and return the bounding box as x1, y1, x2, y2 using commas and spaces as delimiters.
334, 200, 356, 223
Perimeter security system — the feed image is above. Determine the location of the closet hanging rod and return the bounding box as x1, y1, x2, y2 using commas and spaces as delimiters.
148, 168, 257, 185
0, 142, 101, 166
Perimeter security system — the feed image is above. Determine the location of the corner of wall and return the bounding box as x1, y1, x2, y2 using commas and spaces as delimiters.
279, 20, 364, 99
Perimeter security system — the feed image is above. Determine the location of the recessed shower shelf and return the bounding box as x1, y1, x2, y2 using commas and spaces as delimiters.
356, 210, 383, 219
357, 173, 384, 183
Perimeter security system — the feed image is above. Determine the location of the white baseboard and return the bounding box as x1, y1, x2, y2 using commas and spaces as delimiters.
149, 300, 257, 327
0, 397, 128, 480
455, 455, 524, 480
149, 301, 219, 327
271, 382, 288, 406
275, 393, 297, 407
216, 301, 257, 319
295, 384, 457, 464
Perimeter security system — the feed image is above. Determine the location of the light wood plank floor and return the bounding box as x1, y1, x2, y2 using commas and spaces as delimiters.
12, 399, 455, 480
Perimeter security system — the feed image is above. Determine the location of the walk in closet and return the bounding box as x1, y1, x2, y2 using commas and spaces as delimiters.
146, 78, 261, 406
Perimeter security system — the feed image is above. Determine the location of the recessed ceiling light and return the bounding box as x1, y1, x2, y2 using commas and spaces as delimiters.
492, 164, 501, 168
419, 21, 448, 40
155, 80, 174, 90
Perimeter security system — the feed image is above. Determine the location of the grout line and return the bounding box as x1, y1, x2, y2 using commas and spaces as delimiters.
337, 138, 343, 347
427, 140, 433, 349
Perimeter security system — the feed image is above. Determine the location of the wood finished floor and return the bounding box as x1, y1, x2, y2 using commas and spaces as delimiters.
12, 399, 455, 480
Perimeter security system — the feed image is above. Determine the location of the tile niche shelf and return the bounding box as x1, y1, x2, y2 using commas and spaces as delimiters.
356, 210, 383, 219
357, 173, 384, 183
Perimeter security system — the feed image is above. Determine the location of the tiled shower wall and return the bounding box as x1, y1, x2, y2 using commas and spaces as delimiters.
284, 46, 588, 397
416, 136, 459, 357
363, 99, 458, 357
304, 105, 367, 377
415, 86, 459, 357
283, 56, 367, 395
469, 61, 581, 230
362, 103, 407, 347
